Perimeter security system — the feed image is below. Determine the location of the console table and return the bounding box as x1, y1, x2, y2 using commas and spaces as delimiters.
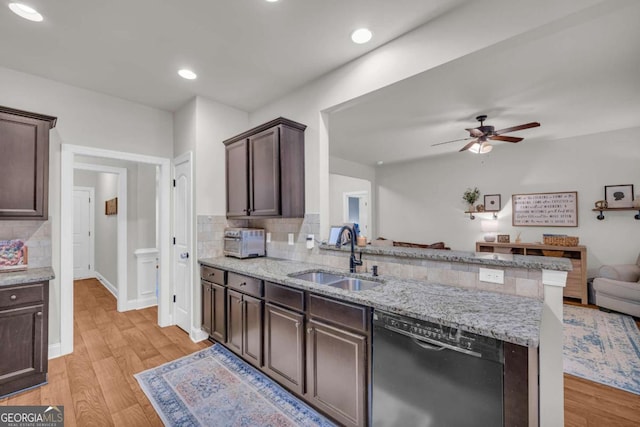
476, 242, 587, 304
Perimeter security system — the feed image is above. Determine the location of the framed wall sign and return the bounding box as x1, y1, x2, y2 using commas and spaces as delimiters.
105, 197, 118, 215
604, 184, 634, 208
512, 191, 578, 227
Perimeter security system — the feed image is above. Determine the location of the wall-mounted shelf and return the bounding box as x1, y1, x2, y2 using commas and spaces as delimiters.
465, 211, 498, 220
592, 207, 640, 220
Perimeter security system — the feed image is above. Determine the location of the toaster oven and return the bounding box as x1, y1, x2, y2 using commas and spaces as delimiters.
223, 228, 266, 258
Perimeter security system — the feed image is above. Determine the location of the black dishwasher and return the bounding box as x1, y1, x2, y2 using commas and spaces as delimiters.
372, 310, 504, 427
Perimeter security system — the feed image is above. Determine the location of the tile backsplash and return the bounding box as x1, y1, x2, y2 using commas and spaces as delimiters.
0, 220, 51, 268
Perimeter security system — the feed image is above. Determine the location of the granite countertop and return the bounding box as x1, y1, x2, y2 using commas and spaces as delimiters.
199, 257, 543, 347
319, 243, 573, 271
0, 266, 55, 287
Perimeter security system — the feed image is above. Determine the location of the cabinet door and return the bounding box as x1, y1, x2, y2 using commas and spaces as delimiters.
243, 294, 263, 366
226, 290, 243, 354
249, 127, 280, 217
201, 282, 212, 335
211, 283, 226, 342
264, 303, 304, 394
0, 305, 45, 393
226, 139, 249, 217
0, 112, 50, 219
307, 319, 367, 427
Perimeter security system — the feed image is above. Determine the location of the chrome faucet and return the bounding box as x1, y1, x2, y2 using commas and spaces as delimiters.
336, 225, 363, 273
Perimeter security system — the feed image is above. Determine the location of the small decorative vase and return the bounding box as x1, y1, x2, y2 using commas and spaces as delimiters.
476, 204, 485, 212
468, 204, 475, 212
484, 234, 496, 242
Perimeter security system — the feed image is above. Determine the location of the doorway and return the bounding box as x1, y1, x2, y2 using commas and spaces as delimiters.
343, 190, 370, 238
60, 144, 171, 356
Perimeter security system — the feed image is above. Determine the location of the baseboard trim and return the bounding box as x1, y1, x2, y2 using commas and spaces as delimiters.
191, 327, 209, 342
48, 343, 62, 359
134, 296, 158, 310
94, 272, 118, 298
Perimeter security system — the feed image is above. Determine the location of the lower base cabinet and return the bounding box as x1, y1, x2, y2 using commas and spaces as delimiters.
306, 319, 368, 427
227, 289, 263, 367
264, 303, 305, 395
0, 281, 49, 398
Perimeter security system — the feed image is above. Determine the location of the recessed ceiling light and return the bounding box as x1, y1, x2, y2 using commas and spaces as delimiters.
351, 28, 372, 44
265, 0, 279, 2
178, 69, 197, 80
376, 160, 384, 166
8, 3, 43, 22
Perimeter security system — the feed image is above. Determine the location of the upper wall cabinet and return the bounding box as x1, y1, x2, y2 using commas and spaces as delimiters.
0, 106, 57, 220
224, 117, 306, 219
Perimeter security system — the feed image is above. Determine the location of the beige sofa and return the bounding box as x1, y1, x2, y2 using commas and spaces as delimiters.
593, 253, 640, 317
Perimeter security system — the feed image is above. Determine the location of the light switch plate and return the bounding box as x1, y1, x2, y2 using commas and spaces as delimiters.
266, 232, 271, 243
288, 233, 294, 245
306, 234, 314, 249
479, 267, 504, 284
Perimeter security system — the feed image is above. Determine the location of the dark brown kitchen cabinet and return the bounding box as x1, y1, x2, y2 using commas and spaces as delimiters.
227, 289, 264, 367
264, 302, 305, 395
306, 319, 368, 427
224, 117, 306, 219
0, 281, 49, 398
0, 106, 57, 220
201, 281, 226, 342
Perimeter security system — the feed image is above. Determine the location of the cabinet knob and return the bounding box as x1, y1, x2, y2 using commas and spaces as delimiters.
239, 282, 246, 287
237, 300, 242, 305
307, 327, 313, 334
36, 311, 42, 317
208, 272, 215, 277
10, 295, 17, 301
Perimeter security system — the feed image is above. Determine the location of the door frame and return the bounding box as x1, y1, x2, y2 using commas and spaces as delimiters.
72, 186, 95, 279
60, 144, 171, 356
342, 190, 370, 236
74, 163, 127, 300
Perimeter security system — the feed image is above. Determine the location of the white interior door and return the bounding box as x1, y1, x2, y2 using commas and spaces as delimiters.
343, 191, 370, 237
172, 154, 192, 333
73, 187, 95, 279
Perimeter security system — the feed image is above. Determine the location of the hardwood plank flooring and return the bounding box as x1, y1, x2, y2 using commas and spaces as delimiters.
2, 280, 638, 426
0, 278, 209, 426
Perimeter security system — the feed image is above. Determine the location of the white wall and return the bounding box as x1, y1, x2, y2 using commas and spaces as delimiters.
375, 127, 640, 271
0, 66, 173, 347
173, 98, 197, 157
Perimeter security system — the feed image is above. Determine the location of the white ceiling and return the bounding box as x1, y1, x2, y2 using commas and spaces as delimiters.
329, 0, 640, 165
0, 0, 468, 112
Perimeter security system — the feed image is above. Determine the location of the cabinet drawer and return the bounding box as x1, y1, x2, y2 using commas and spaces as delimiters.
201, 266, 226, 285
227, 272, 263, 298
0, 283, 45, 308
308, 293, 369, 333
265, 282, 304, 312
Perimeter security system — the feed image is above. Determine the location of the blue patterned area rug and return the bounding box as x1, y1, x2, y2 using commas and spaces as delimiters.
563, 305, 640, 395
135, 344, 335, 426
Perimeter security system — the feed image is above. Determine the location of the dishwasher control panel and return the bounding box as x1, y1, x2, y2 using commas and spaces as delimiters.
374, 311, 503, 362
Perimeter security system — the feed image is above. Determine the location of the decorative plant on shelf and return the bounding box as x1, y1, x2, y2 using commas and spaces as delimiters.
462, 187, 480, 211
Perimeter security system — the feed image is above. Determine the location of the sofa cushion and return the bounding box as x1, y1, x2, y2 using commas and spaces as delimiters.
598, 264, 640, 282
593, 277, 640, 301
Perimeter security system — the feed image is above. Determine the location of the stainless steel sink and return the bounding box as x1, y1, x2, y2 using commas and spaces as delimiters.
290, 271, 382, 291
291, 271, 346, 284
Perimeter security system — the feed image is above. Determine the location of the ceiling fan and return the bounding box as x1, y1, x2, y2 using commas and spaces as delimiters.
432, 115, 540, 153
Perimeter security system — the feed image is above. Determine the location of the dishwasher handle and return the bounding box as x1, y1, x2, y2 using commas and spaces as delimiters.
383, 324, 483, 358
412, 338, 446, 352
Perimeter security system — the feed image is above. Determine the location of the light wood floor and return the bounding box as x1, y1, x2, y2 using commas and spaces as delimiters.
0, 278, 210, 426
1, 281, 638, 426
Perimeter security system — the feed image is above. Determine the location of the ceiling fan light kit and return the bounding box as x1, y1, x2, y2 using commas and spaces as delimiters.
434, 115, 540, 154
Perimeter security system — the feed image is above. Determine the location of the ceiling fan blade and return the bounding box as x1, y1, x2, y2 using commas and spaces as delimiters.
490, 135, 523, 143
465, 127, 484, 137
494, 122, 540, 134
459, 139, 479, 152
431, 137, 473, 147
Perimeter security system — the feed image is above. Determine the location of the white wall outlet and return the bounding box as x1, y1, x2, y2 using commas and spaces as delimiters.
479, 267, 504, 284
306, 234, 314, 249
266, 232, 271, 243
288, 233, 294, 245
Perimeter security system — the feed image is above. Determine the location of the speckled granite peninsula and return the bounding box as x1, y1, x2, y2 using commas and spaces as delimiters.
320, 243, 573, 271
199, 256, 545, 347
0, 266, 55, 287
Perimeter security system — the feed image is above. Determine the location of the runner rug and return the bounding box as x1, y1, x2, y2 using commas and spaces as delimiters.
563, 305, 640, 395
135, 344, 335, 426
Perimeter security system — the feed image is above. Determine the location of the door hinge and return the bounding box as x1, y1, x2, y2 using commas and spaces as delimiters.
173, 179, 176, 187
88, 231, 91, 237
88, 264, 90, 270
173, 237, 176, 245
173, 295, 176, 303
88, 197, 91, 203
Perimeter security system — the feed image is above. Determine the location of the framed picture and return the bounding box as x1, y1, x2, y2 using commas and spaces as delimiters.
497, 234, 510, 243
484, 194, 501, 212
605, 184, 634, 208
512, 191, 578, 227
105, 197, 118, 215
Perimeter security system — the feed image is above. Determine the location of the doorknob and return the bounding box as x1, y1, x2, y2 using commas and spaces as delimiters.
180, 252, 189, 259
